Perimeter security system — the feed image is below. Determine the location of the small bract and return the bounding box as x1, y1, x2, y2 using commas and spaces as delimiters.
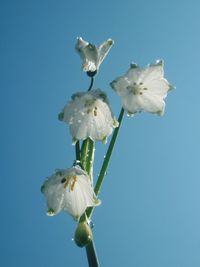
75, 37, 114, 76
110, 60, 174, 116
41, 166, 100, 220
58, 89, 118, 143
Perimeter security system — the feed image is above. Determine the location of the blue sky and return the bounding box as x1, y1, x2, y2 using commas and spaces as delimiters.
1, 0, 200, 266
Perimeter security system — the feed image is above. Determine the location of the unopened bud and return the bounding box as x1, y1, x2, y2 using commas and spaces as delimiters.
74, 222, 93, 247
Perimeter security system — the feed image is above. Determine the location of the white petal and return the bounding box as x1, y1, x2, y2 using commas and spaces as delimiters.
75, 37, 98, 72
42, 174, 65, 215
126, 66, 144, 83
91, 99, 115, 138
144, 78, 170, 97
75, 37, 88, 50
140, 62, 164, 84
121, 94, 144, 114
63, 173, 98, 220
110, 76, 130, 95
97, 39, 114, 68
139, 91, 165, 114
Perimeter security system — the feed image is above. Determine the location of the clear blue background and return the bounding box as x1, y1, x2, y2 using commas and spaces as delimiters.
1, 0, 200, 266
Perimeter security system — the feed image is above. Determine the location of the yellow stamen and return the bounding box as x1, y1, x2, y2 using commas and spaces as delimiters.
71, 176, 77, 191
64, 176, 70, 189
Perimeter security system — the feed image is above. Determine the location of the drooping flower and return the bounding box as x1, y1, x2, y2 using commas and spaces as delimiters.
58, 89, 118, 143
75, 37, 114, 76
41, 166, 100, 220
110, 60, 174, 116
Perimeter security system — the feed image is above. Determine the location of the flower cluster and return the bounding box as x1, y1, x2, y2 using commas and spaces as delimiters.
41, 37, 173, 236
41, 38, 117, 220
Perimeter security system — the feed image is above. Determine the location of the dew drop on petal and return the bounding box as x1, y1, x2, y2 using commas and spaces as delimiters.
47, 208, 55, 216
127, 113, 134, 117
90, 221, 94, 229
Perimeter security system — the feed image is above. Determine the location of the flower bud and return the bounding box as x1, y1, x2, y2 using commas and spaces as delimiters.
74, 222, 93, 247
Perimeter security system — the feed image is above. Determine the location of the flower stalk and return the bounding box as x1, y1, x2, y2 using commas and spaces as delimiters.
85, 241, 100, 267
77, 138, 99, 267
80, 138, 95, 179
86, 107, 124, 219
75, 141, 81, 162
88, 77, 94, 91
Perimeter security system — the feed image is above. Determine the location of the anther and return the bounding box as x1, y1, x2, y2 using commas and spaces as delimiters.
71, 176, 77, 191
64, 177, 70, 189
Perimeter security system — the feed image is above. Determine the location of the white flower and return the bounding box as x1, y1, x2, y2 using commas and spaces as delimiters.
41, 166, 100, 220
75, 37, 114, 74
110, 60, 174, 116
58, 89, 118, 143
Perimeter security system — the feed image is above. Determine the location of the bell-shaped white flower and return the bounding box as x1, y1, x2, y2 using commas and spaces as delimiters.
75, 37, 114, 75
58, 89, 118, 143
110, 60, 174, 116
41, 166, 100, 220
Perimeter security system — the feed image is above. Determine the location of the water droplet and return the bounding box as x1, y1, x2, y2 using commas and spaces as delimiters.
90, 221, 94, 229
47, 208, 55, 216
127, 113, 134, 117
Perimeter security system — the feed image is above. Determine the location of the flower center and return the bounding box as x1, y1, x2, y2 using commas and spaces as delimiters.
84, 99, 95, 108
127, 82, 148, 95
63, 176, 77, 191
86, 104, 98, 117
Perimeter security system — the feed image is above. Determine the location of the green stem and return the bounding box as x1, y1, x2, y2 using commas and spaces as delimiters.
74, 77, 99, 267
80, 138, 94, 178
86, 241, 100, 267
88, 77, 94, 91
79, 139, 99, 267
75, 141, 81, 162
86, 108, 125, 218
81, 139, 89, 170
86, 139, 95, 179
